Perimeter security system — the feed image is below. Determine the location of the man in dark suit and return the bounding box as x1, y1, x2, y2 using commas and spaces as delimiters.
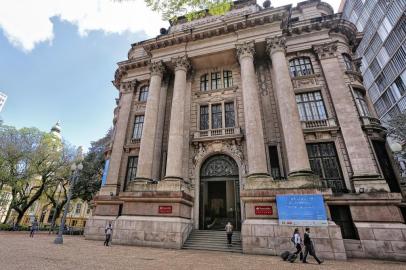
303, 227, 323, 264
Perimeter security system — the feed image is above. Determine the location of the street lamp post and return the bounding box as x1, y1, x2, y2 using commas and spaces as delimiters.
54, 162, 83, 244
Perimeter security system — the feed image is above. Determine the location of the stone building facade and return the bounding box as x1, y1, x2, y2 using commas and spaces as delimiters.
85, 0, 406, 261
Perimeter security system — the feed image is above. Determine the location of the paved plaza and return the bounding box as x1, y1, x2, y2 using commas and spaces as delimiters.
0, 232, 405, 270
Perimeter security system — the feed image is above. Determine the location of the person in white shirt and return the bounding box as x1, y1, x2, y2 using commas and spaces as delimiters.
104, 222, 113, 246
293, 228, 303, 261
225, 222, 234, 247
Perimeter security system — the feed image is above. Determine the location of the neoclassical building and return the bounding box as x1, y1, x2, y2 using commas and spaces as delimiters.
85, 0, 406, 261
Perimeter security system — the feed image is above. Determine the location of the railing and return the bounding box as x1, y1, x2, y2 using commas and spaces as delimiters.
131, 138, 141, 144
194, 127, 242, 139
301, 118, 337, 129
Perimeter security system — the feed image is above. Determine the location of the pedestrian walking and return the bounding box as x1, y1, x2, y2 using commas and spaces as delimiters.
225, 221, 233, 247
292, 228, 303, 261
303, 227, 323, 264
104, 221, 113, 246
29, 218, 38, 238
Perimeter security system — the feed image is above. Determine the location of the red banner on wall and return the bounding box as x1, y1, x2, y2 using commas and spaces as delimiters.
255, 205, 273, 215
158, 205, 172, 214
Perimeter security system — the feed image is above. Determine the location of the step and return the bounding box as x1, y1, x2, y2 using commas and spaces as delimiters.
182, 230, 242, 253
182, 246, 242, 253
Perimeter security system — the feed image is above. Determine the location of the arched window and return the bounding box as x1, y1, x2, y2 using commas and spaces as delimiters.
343, 54, 353, 71
200, 74, 209, 91
139, 85, 149, 102
289, 57, 314, 77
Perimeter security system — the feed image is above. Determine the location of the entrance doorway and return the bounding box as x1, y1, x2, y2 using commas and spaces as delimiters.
199, 154, 241, 231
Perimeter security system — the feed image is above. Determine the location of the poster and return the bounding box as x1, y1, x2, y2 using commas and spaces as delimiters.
276, 194, 328, 226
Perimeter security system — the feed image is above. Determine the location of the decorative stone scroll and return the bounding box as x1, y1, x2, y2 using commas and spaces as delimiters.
236, 41, 255, 60
266, 36, 286, 56
313, 41, 338, 60
172, 56, 191, 72
150, 61, 166, 77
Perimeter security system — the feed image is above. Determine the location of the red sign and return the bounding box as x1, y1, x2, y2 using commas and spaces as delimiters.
158, 205, 172, 214
255, 206, 273, 215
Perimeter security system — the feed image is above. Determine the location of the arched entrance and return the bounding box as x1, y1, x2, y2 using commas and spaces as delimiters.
199, 154, 241, 230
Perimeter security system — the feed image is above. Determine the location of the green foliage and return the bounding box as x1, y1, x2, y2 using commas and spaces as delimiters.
386, 112, 406, 143
0, 223, 12, 230
143, 0, 233, 21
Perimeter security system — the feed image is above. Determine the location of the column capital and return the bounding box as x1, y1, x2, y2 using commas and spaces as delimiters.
266, 36, 286, 56
313, 41, 338, 60
149, 61, 166, 77
172, 56, 191, 72
236, 41, 255, 60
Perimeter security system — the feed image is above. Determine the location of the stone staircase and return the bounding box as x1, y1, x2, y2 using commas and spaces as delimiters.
182, 230, 242, 253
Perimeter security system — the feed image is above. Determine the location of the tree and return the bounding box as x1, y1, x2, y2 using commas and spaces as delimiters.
0, 124, 70, 224
118, 0, 233, 21
386, 112, 406, 144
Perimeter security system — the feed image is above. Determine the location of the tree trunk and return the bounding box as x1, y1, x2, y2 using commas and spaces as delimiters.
2, 206, 12, 224
15, 211, 25, 226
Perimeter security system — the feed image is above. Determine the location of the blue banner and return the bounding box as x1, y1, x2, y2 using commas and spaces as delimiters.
276, 194, 328, 226
101, 159, 110, 186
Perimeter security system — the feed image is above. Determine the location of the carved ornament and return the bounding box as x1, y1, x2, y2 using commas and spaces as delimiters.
236, 41, 255, 60
313, 42, 338, 60
150, 61, 166, 76
172, 56, 191, 72
266, 36, 286, 56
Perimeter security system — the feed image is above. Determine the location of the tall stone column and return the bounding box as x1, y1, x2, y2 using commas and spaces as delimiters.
100, 80, 137, 195
236, 41, 268, 177
164, 56, 191, 181
313, 41, 389, 192
151, 76, 169, 181
136, 61, 166, 181
266, 37, 313, 177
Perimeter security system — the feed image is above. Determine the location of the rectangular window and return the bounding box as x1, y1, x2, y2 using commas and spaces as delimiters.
211, 72, 221, 90
132, 115, 144, 140
200, 74, 209, 91
329, 205, 359, 239
224, 102, 235, 128
353, 89, 370, 117
295, 91, 327, 121
139, 86, 149, 102
125, 156, 138, 186
307, 143, 346, 193
75, 204, 82, 214
211, 104, 222, 129
223, 70, 233, 88
269, 145, 282, 179
199, 105, 209, 130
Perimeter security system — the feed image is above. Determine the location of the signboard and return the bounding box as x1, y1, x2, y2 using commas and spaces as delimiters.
255, 206, 273, 215
158, 206, 172, 214
101, 159, 110, 186
276, 194, 328, 226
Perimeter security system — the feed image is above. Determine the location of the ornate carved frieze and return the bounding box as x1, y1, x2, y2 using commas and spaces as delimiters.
291, 74, 320, 89
200, 154, 239, 177
266, 36, 286, 56
313, 41, 338, 60
192, 140, 246, 175
236, 41, 255, 60
150, 61, 166, 77
172, 56, 191, 72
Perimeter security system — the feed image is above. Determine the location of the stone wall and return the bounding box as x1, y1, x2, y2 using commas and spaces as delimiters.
112, 216, 193, 249
242, 219, 347, 260
85, 216, 117, 241
343, 222, 406, 261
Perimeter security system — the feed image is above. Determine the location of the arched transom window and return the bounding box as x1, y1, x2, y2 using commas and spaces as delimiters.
289, 57, 314, 77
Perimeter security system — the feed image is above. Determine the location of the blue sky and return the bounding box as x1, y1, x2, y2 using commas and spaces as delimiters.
0, 18, 147, 149
0, 0, 339, 150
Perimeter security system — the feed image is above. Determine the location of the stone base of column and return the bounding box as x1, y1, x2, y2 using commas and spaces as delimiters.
133, 177, 154, 183
287, 170, 321, 189
352, 174, 390, 193
98, 184, 120, 196
159, 176, 191, 193
244, 171, 321, 190
244, 174, 274, 190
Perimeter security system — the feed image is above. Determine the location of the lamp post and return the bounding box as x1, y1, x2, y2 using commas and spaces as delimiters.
54, 162, 83, 244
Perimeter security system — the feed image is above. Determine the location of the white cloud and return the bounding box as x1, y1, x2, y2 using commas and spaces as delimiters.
0, 0, 166, 52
